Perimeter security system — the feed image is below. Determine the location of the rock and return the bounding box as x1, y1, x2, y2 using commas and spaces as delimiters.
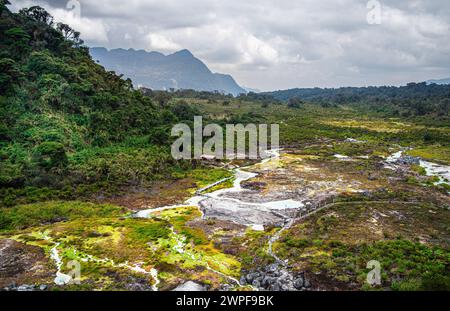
17, 284, 34, 291
293, 277, 304, 289
262, 276, 275, 287
241, 181, 267, 191
239, 276, 247, 285
246, 272, 259, 283
245, 264, 308, 291
86, 231, 103, 238
0, 239, 53, 289
172, 281, 207, 291
266, 264, 278, 273
398, 156, 420, 165
270, 283, 280, 291
39, 284, 47, 291
251, 279, 261, 288
272, 271, 281, 277
304, 279, 311, 288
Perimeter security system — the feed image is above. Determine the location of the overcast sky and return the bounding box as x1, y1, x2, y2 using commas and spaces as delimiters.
10, 0, 450, 91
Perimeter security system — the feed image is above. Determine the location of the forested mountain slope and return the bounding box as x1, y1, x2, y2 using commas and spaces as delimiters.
0, 3, 198, 205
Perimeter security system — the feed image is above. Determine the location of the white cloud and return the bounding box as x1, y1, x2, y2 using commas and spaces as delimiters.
10, 0, 450, 90
50, 8, 109, 43
241, 34, 279, 67
146, 33, 180, 51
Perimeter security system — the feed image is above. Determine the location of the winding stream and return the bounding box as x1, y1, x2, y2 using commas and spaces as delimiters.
134, 149, 307, 290
50, 244, 73, 286
136, 149, 305, 230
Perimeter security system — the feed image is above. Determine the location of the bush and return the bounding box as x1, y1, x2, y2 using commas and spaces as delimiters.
32, 141, 67, 169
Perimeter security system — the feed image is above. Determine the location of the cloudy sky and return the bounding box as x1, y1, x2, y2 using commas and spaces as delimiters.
10, 0, 450, 91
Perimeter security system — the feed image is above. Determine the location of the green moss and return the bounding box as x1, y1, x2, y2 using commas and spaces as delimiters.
0, 201, 124, 232
203, 178, 234, 193
132, 222, 171, 241
406, 146, 450, 164
411, 164, 426, 176
186, 168, 234, 190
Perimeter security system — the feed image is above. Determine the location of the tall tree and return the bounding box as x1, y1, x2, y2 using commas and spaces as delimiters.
0, 0, 11, 14
19, 6, 54, 26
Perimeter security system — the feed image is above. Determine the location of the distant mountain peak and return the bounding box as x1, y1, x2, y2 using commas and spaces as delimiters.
170, 49, 194, 57
90, 47, 246, 95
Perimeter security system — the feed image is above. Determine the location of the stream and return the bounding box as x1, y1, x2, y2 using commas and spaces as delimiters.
384, 148, 450, 186
134, 149, 306, 290
136, 149, 305, 229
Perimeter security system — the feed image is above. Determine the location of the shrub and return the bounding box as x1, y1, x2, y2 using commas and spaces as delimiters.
133, 222, 171, 241
32, 141, 67, 169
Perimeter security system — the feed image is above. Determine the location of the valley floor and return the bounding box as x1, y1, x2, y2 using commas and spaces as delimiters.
1, 101, 449, 291
1, 138, 449, 291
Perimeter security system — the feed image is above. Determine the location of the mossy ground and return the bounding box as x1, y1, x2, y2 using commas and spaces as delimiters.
0, 170, 243, 291
1, 97, 449, 291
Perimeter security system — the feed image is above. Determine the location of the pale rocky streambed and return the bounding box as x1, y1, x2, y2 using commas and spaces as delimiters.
135, 146, 449, 291
134, 150, 322, 291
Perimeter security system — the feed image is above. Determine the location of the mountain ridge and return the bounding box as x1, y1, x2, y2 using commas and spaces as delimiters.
90, 47, 246, 96
426, 77, 450, 85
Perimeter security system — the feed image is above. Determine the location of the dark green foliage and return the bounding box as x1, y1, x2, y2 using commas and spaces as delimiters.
323, 239, 449, 290
265, 83, 450, 119
32, 141, 67, 169
0, 5, 197, 205
0, 1, 11, 14
19, 6, 54, 26
0, 58, 21, 93
287, 97, 304, 108
237, 92, 282, 105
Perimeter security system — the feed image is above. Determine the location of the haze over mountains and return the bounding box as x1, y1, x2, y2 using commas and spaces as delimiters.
426, 78, 450, 85
90, 47, 246, 96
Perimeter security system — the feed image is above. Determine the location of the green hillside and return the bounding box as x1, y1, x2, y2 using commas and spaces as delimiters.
0, 3, 199, 205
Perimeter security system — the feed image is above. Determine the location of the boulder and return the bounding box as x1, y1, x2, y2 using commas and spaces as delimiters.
246, 272, 259, 283
270, 283, 280, 291
17, 284, 34, 291
172, 281, 207, 291
241, 181, 267, 191
251, 279, 261, 288
293, 277, 304, 289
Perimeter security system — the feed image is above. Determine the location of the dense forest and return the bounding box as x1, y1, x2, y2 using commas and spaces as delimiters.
0, 2, 199, 205
264, 83, 450, 118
